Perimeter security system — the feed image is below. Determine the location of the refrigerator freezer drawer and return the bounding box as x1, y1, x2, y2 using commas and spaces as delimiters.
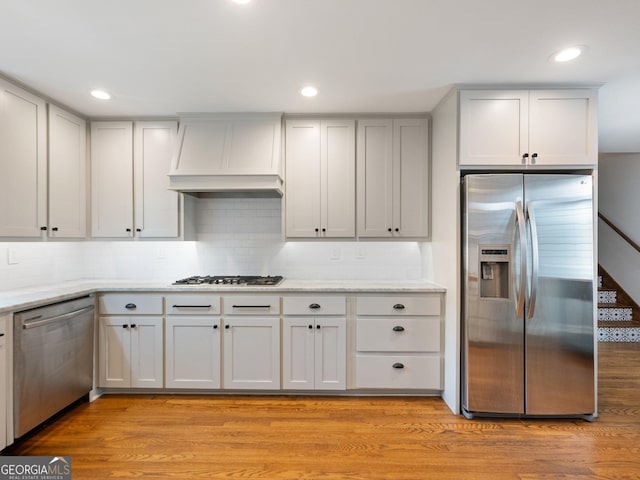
355, 354, 441, 389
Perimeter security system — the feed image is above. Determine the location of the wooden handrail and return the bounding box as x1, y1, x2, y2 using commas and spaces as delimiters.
599, 212, 640, 254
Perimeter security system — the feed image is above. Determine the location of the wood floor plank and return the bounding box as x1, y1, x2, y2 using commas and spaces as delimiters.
4, 342, 640, 479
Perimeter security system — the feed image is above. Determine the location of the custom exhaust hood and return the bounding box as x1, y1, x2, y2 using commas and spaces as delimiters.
168, 113, 283, 197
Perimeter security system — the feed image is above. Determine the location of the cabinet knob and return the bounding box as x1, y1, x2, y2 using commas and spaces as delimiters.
531, 153, 538, 162
308, 324, 313, 329
388, 228, 392, 232
136, 228, 142, 232
40, 226, 47, 231
393, 304, 405, 310
392, 325, 405, 332
395, 228, 399, 232
309, 303, 321, 309
316, 324, 321, 329
0, 333, 4, 337
315, 228, 319, 233
322, 228, 326, 232
225, 324, 230, 329
126, 228, 132, 232
130, 324, 137, 329
52, 227, 59, 232
522, 153, 529, 163
392, 362, 405, 369
122, 324, 129, 329
213, 324, 218, 330
125, 303, 137, 310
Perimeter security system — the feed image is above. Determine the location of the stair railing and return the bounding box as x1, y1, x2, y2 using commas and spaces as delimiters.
598, 212, 640, 254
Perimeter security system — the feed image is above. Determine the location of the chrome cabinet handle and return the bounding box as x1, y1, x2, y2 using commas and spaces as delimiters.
172, 304, 212, 308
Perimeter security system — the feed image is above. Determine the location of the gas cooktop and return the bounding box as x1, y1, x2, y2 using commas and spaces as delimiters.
173, 275, 284, 286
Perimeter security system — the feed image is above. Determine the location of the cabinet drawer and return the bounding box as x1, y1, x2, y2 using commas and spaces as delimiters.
165, 294, 221, 315
355, 355, 441, 389
356, 317, 440, 352
283, 296, 346, 315
223, 295, 280, 315
356, 295, 440, 316
98, 293, 163, 315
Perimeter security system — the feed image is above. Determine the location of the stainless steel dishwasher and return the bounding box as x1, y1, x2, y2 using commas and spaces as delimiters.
14, 295, 95, 438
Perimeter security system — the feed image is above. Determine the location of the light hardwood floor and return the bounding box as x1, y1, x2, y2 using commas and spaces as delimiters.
5, 342, 640, 479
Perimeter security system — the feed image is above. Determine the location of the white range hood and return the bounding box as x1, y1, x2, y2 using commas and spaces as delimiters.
168, 113, 283, 197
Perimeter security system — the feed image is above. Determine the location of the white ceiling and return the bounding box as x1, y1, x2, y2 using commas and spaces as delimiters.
2, 0, 639, 152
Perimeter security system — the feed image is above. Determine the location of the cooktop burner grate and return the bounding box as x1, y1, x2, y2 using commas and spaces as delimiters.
173, 275, 284, 286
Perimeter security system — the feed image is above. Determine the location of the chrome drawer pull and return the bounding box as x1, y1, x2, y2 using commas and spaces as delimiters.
392, 363, 405, 369
125, 303, 137, 309
232, 305, 271, 309
393, 304, 405, 310
392, 326, 405, 332
172, 304, 212, 308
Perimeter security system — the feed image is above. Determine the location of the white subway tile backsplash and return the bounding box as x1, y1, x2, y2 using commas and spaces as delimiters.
0, 197, 428, 291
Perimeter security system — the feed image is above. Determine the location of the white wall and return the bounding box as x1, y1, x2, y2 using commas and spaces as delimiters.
598, 153, 640, 305
0, 197, 427, 291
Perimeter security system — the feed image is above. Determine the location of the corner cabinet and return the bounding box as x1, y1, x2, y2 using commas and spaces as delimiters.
357, 118, 429, 238
282, 296, 347, 390
285, 119, 355, 238
91, 121, 180, 238
459, 89, 598, 167
0, 77, 47, 237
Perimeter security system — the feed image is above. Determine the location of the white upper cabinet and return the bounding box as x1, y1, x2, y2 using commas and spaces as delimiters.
0, 77, 47, 237
285, 119, 355, 238
459, 89, 597, 167
91, 120, 179, 238
48, 105, 87, 238
357, 117, 429, 238
134, 121, 179, 237
91, 121, 134, 237
168, 114, 283, 194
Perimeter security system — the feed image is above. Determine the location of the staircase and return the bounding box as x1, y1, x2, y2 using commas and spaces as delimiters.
598, 266, 640, 342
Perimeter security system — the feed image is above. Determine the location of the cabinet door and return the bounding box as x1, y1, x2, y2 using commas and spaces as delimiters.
315, 316, 346, 390
394, 118, 429, 237
48, 105, 86, 238
459, 90, 529, 166
91, 121, 133, 237
134, 121, 179, 237
165, 317, 221, 389
357, 119, 394, 236
528, 89, 597, 166
322, 120, 355, 237
282, 317, 315, 390
223, 317, 280, 389
0, 77, 47, 237
98, 317, 131, 388
130, 317, 164, 388
285, 120, 321, 237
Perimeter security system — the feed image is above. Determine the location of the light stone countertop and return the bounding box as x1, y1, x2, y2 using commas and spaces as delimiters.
0, 279, 445, 314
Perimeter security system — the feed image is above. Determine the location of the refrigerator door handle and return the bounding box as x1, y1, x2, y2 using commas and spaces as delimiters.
515, 200, 527, 317
526, 202, 539, 319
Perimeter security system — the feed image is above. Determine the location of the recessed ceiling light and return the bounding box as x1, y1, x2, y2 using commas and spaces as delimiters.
553, 46, 583, 63
231, 0, 251, 4
90, 90, 111, 100
300, 86, 318, 97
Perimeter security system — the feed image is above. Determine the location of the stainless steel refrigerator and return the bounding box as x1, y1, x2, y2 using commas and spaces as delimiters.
462, 173, 595, 419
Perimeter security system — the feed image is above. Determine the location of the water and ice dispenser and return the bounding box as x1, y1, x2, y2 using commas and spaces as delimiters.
479, 245, 510, 299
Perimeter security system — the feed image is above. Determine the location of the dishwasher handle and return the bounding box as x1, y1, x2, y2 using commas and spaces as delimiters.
22, 305, 95, 330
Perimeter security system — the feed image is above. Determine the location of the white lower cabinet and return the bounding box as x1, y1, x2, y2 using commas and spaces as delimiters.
282, 296, 346, 390
222, 295, 281, 390
164, 294, 222, 389
97, 293, 164, 388
0, 316, 7, 450
98, 316, 164, 388
355, 295, 443, 390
